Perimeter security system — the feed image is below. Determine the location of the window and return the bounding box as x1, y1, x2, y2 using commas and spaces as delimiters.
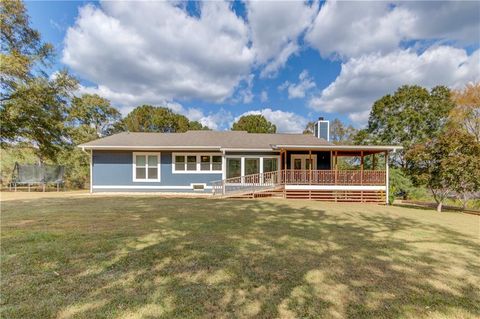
294, 158, 302, 170
212, 156, 222, 171
187, 156, 197, 171
227, 158, 241, 178
245, 158, 260, 175
263, 158, 278, 172
225, 156, 280, 181
175, 155, 185, 171
200, 156, 210, 171
172, 153, 223, 173
133, 152, 160, 181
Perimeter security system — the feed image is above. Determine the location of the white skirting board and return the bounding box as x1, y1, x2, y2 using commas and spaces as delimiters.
92, 185, 212, 190
284, 185, 386, 191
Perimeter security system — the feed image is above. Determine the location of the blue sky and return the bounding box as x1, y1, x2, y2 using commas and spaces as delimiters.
26, 0, 479, 132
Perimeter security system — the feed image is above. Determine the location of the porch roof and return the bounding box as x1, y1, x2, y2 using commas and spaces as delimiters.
272, 144, 403, 153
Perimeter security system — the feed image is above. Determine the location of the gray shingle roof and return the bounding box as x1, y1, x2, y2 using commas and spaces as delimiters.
79, 131, 331, 150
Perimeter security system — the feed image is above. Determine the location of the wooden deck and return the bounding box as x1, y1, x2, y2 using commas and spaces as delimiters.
212, 170, 387, 203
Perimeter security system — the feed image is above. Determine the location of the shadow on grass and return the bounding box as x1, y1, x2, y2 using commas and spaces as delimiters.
1, 197, 480, 318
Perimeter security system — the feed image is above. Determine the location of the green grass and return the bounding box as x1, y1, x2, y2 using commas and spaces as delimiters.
1, 195, 479, 318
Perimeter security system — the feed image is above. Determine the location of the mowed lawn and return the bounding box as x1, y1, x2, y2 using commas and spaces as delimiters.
1, 194, 479, 319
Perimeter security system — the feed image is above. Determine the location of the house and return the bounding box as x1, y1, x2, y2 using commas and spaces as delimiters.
79, 118, 401, 203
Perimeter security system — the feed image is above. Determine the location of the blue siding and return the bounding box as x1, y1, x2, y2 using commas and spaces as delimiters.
92, 151, 222, 191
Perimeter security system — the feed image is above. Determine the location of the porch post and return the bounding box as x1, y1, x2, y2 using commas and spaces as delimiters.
385, 151, 389, 205
360, 150, 364, 184
334, 150, 338, 185
283, 149, 287, 198
372, 153, 376, 170
309, 150, 312, 185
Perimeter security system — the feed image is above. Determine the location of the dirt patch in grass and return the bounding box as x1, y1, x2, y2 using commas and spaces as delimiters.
1, 196, 479, 318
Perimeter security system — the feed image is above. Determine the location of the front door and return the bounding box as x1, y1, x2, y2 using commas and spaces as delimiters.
291, 154, 317, 170
290, 154, 317, 183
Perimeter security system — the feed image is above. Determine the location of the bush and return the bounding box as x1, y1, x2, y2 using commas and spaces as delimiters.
389, 168, 427, 204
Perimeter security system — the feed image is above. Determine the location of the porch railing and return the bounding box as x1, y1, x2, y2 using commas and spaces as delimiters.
212, 170, 281, 197
212, 169, 386, 197
282, 170, 386, 185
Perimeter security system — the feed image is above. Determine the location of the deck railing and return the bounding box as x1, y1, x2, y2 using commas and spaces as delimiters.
212, 169, 386, 197
212, 170, 281, 197
282, 170, 386, 185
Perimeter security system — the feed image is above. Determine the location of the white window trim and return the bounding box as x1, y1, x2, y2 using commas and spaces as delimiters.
172, 152, 223, 174
133, 152, 161, 182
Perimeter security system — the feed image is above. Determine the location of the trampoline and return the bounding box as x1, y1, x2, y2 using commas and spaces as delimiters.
9, 162, 65, 191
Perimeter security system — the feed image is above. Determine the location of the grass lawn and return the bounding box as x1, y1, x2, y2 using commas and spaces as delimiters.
1, 194, 479, 318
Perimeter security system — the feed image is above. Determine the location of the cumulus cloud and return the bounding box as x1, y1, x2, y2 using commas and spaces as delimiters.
235, 108, 308, 133
63, 0, 479, 130
306, 1, 480, 59
260, 90, 268, 102
63, 1, 254, 105
77, 84, 232, 131
309, 46, 480, 124
246, 1, 318, 77
279, 70, 316, 99
199, 108, 234, 131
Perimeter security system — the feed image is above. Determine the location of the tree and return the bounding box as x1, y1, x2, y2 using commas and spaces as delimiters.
451, 83, 480, 143
406, 127, 480, 212
188, 120, 209, 131
302, 121, 315, 134
303, 118, 357, 144
120, 105, 208, 133
69, 94, 121, 137
361, 85, 455, 165
0, 0, 78, 161
0, 71, 78, 161
1, 0, 54, 100
231, 114, 276, 133
330, 118, 357, 145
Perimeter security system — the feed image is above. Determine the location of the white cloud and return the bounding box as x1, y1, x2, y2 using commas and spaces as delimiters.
279, 70, 316, 99
247, 1, 318, 77
77, 84, 233, 130
306, 1, 480, 59
259, 42, 299, 79
199, 108, 234, 131
236, 74, 255, 104
63, 1, 254, 105
63, 0, 479, 130
309, 46, 480, 125
260, 90, 268, 102
235, 108, 308, 133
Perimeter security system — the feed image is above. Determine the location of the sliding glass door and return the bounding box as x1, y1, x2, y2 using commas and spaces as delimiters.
245, 158, 260, 175
226, 158, 241, 179
226, 156, 279, 182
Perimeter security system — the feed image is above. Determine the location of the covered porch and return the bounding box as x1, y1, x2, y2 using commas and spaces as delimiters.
278, 146, 389, 186
213, 145, 400, 204
276, 146, 394, 203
